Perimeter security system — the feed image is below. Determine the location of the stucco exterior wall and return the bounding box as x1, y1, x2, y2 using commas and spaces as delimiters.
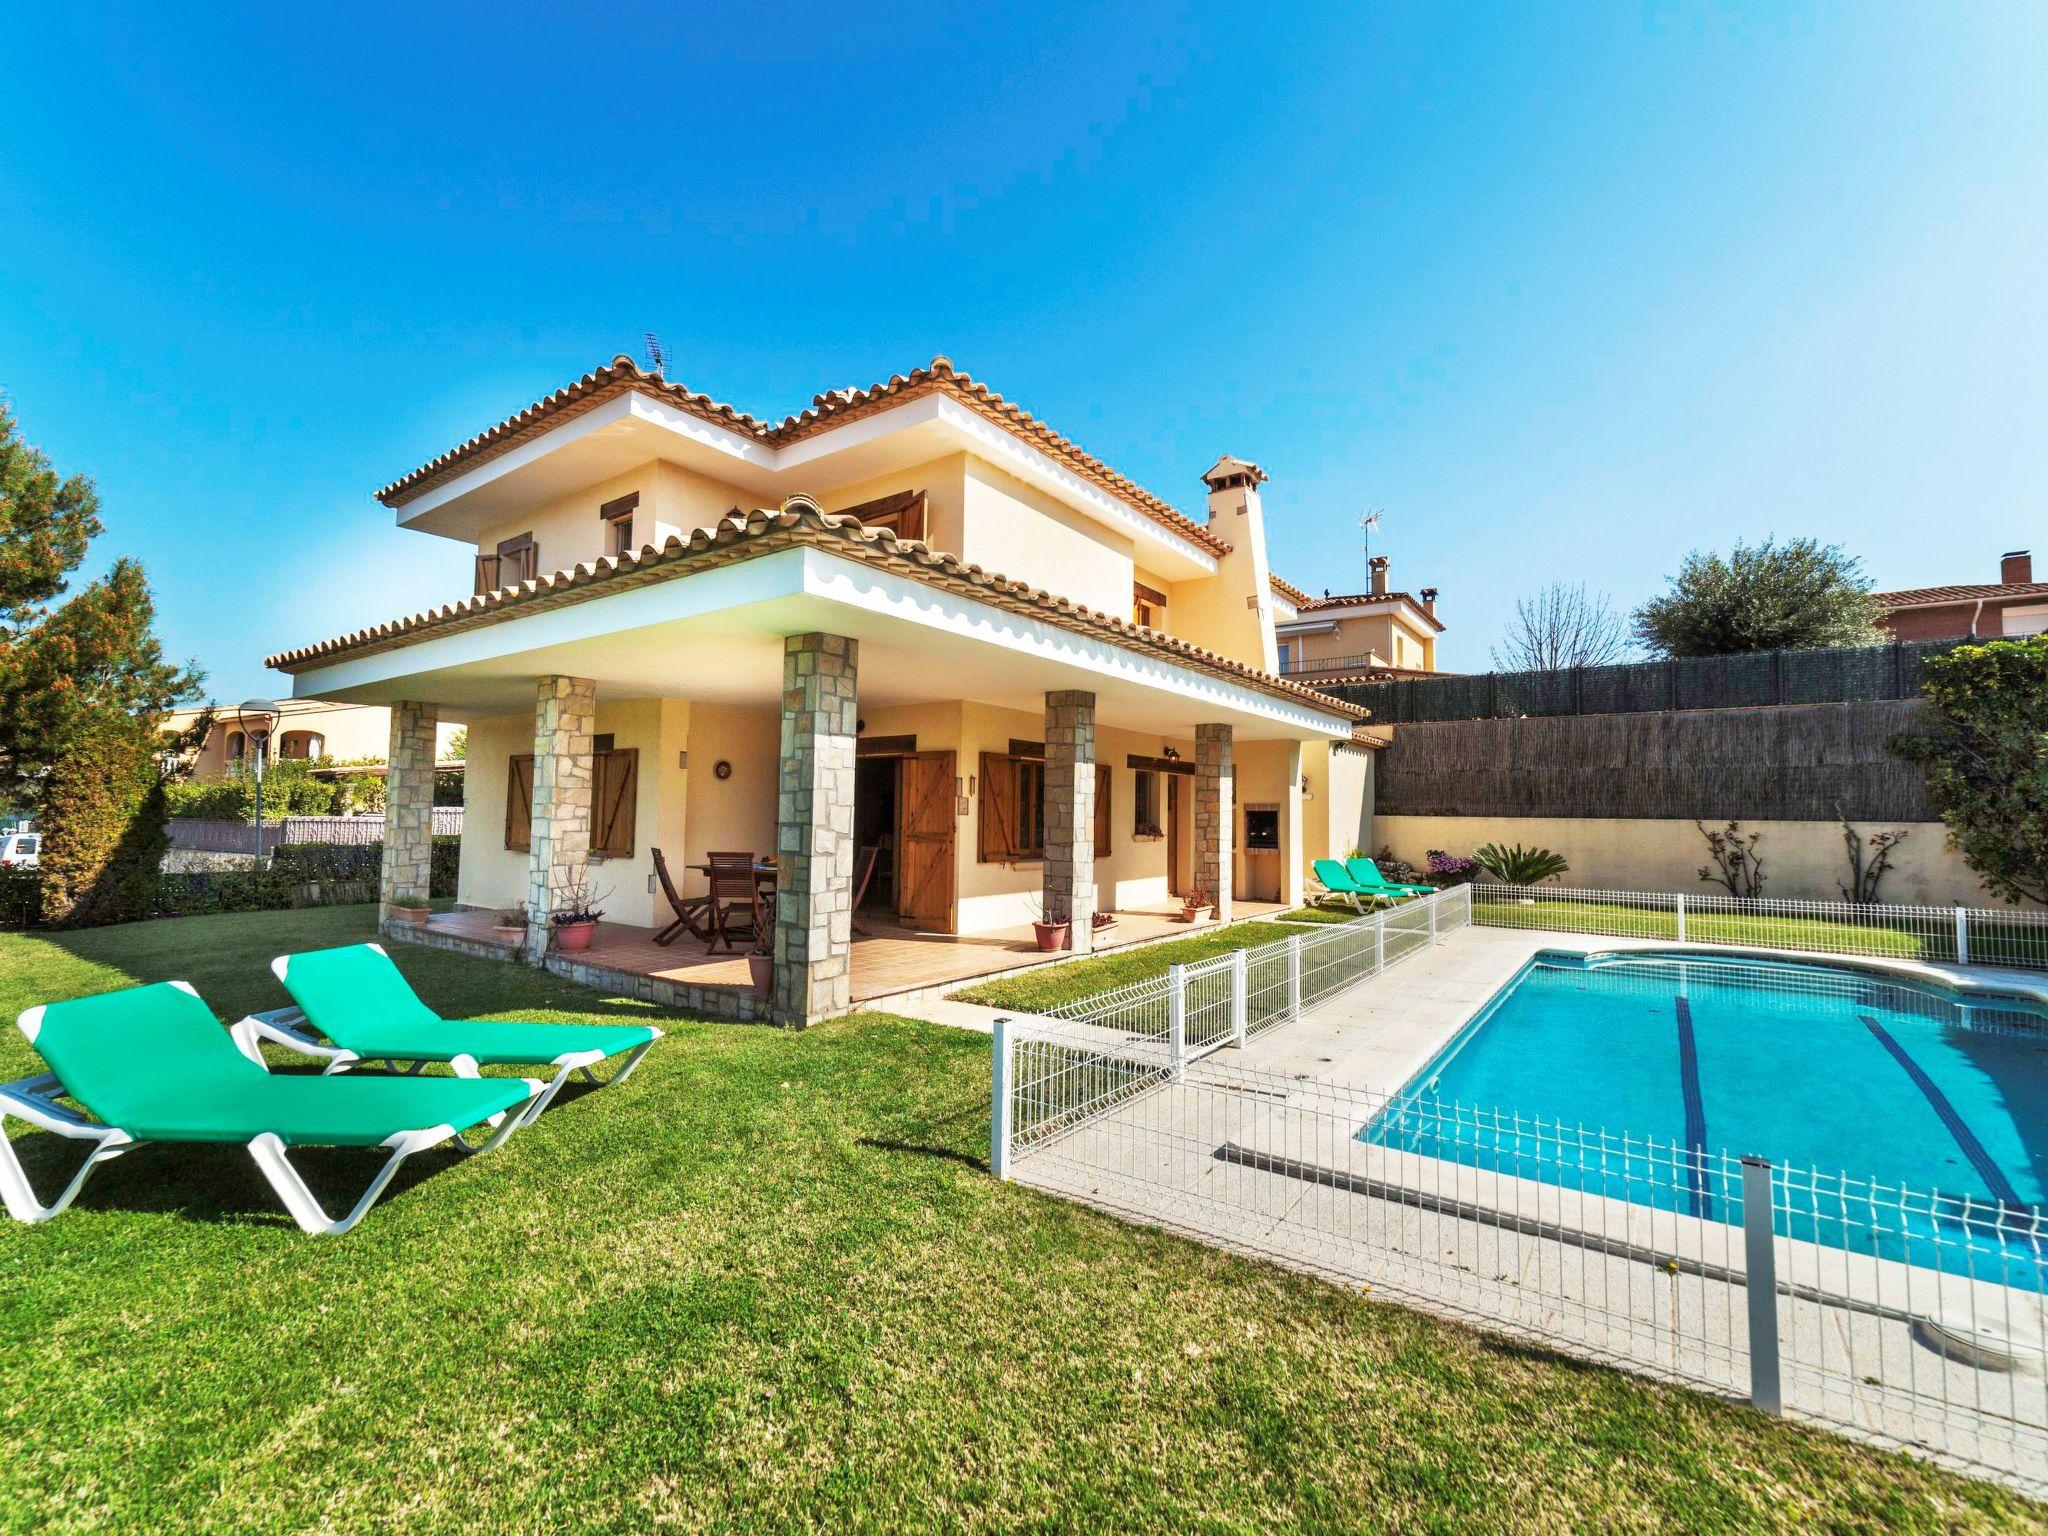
477, 458, 755, 578
956, 459, 1136, 621
171, 702, 462, 781
1303, 741, 1372, 866
1374, 814, 2020, 908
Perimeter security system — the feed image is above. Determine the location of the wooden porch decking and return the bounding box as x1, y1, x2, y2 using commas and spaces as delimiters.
404, 899, 1288, 1012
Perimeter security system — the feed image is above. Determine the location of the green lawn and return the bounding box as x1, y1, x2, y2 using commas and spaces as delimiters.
1470, 895, 1956, 959
1276, 903, 1372, 924
0, 907, 2038, 1533
949, 920, 1306, 1011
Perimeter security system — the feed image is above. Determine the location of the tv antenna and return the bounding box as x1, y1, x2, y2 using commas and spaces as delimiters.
1358, 507, 1383, 563
643, 332, 668, 376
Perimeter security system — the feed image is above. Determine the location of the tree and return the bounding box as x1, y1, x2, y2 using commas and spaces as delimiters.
1632, 537, 1882, 657
1490, 583, 1630, 671
0, 399, 201, 923
1893, 635, 2048, 906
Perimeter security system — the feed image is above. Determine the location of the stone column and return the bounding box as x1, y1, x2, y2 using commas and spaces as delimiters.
1041, 690, 1097, 953
525, 676, 597, 962
1196, 723, 1234, 924
773, 634, 858, 1025
379, 700, 439, 926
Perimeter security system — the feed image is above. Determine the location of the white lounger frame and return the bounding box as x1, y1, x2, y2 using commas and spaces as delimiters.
257, 946, 661, 1127
5, 993, 542, 1237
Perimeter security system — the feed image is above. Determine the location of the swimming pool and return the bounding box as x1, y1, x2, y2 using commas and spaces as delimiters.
1363, 950, 2048, 1282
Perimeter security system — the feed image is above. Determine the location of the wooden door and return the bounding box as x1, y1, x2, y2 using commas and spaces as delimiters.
1166, 773, 1185, 897
896, 751, 957, 932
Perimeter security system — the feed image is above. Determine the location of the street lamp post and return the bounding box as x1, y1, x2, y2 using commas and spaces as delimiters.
235, 699, 281, 859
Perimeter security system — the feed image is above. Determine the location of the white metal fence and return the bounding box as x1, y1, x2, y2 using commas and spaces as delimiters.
989, 884, 2048, 1491
1470, 882, 2048, 971
995, 887, 1471, 1162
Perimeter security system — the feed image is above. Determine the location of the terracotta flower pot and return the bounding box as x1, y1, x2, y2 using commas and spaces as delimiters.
1032, 920, 1070, 953
748, 952, 773, 1000
553, 919, 598, 953
391, 904, 430, 926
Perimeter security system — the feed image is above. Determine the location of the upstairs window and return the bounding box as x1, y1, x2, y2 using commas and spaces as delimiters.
600, 492, 639, 559
836, 488, 927, 542
476, 533, 538, 595
1133, 580, 1167, 631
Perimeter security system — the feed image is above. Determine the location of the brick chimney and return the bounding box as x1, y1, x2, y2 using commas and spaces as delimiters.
2003, 549, 2033, 585
1369, 555, 1389, 597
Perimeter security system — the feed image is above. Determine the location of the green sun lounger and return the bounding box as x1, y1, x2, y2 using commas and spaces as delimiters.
1346, 858, 1436, 897
1311, 859, 1377, 911
2, 981, 541, 1235
256, 943, 661, 1125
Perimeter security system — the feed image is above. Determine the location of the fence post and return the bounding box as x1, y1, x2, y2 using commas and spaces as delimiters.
1286, 933, 1302, 1019
1675, 893, 1686, 943
1955, 907, 1971, 966
1230, 949, 1248, 1047
990, 1017, 1014, 1181
1167, 963, 1187, 1081
1427, 892, 1439, 941
1741, 1156, 1782, 1415
1375, 913, 1387, 972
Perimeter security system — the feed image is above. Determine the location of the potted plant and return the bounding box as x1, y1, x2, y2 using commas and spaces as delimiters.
747, 937, 773, 1000
1023, 892, 1070, 951
389, 890, 430, 925
1176, 884, 1213, 923
548, 880, 609, 953
493, 903, 527, 940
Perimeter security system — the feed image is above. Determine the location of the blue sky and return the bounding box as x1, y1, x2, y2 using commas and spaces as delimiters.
3, 2, 2044, 703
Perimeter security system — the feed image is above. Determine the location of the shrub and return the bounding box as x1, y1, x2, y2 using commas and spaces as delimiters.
39, 713, 170, 927
0, 865, 43, 930
1423, 849, 1478, 886
163, 757, 345, 821
1472, 843, 1570, 886
1894, 636, 2048, 906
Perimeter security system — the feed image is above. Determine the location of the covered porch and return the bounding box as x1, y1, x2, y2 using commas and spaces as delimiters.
268, 507, 1360, 1024
394, 897, 1290, 1017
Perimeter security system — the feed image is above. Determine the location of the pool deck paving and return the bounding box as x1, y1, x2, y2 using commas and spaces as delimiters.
1004, 924, 2048, 1494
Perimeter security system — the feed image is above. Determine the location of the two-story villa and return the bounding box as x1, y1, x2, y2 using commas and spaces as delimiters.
266, 356, 1373, 1023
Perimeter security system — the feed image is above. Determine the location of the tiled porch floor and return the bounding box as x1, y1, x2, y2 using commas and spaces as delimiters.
413, 899, 1288, 1008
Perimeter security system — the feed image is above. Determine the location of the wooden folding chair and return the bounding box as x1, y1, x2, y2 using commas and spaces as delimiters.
651, 848, 708, 946
705, 852, 760, 954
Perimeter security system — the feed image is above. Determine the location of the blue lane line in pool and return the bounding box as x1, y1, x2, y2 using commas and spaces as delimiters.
1674, 997, 1712, 1220
1860, 1013, 2025, 1210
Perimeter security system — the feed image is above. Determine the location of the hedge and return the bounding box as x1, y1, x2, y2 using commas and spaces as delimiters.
0, 837, 460, 930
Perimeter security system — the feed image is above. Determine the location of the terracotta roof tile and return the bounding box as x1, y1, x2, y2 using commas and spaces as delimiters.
1291, 589, 1446, 633
377, 355, 1232, 560
266, 496, 1365, 722
1268, 572, 1310, 607
1873, 581, 2048, 608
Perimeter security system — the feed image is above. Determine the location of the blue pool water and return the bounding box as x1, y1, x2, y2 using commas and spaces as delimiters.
1363, 951, 2048, 1282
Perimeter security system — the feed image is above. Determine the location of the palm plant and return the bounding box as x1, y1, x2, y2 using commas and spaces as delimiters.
1472, 843, 1570, 886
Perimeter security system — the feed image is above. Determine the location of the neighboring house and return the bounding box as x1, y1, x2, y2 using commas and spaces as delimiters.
1274, 556, 1444, 681
1873, 550, 2048, 642
264, 355, 1374, 1023
166, 700, 464, 780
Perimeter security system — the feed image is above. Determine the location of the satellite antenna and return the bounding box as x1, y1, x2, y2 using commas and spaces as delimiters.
643, 332, 668, 376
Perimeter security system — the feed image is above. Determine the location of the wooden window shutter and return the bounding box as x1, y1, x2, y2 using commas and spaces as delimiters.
593, 749, 639, 859
505, 754, 534, 852
1094, 765, 1111, 857
978, 752, 1017, 862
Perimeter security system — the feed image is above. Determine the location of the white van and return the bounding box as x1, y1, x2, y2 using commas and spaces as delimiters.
0, 832, 41, 868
